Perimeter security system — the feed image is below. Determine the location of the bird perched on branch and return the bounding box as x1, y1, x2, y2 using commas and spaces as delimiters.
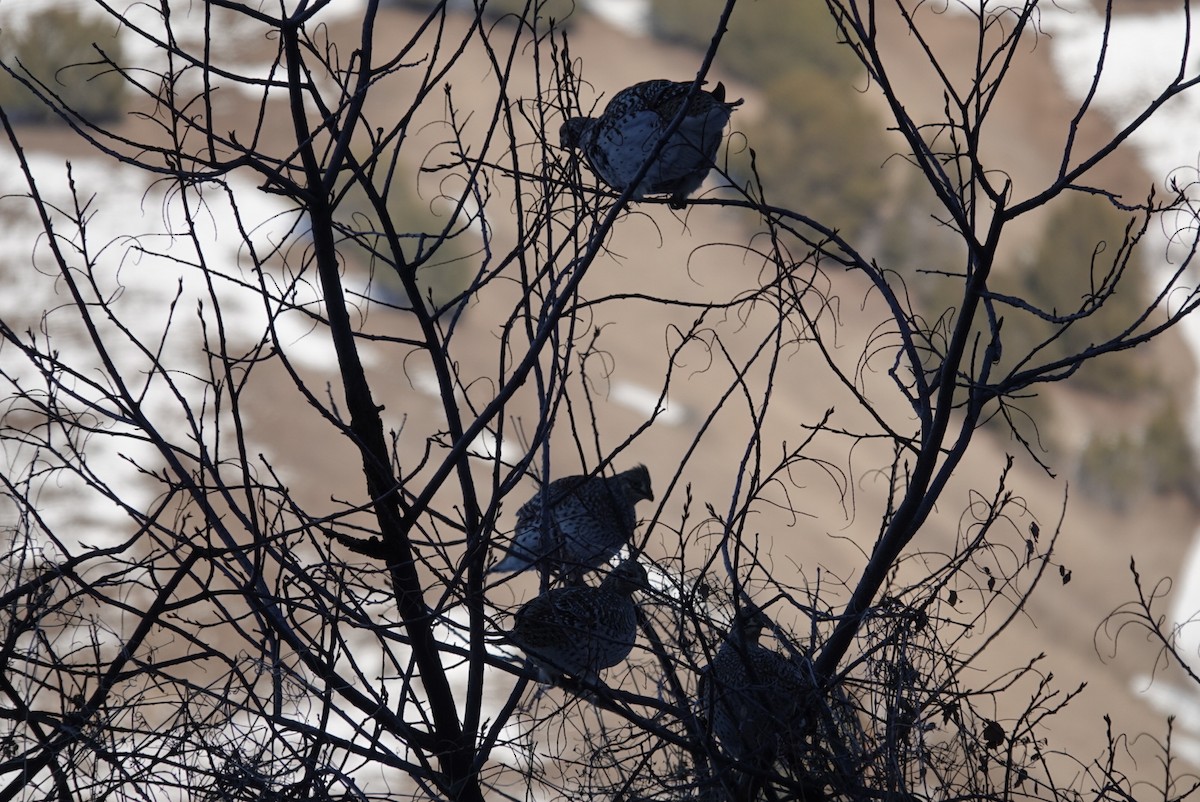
700, 604, 817, 768
509, 560, 649, 685
491, 465, 653, 581
700, 604, 864, 799
560, 79, 743, 208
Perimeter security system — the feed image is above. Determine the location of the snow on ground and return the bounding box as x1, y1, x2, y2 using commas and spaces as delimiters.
1021, 0, 1200, 748
610, 379, 689, 426
0, 150, 323, 546
0, 8, 512, 790
1035, 1, 1200, 437
1040, 1, 1200, 175
14, 0, 1200, 785
585, 0, 649, 35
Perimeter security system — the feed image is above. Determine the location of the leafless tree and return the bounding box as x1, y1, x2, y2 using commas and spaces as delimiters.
2, 0, 1200, 800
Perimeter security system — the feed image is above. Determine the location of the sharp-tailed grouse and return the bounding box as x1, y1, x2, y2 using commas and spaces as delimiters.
700, 604, 816, 768
492, 465, 653, 579
560, 79, 743, 208
509, 559, 648, 684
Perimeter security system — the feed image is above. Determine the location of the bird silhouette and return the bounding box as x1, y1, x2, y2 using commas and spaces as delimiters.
509, 560, 649, 685
560, 79, 743, 209
700, 604, 816, 767
492, 465, 653, 581
699, 604, 863, 800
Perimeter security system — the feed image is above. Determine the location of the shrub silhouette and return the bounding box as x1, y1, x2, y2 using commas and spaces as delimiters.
0, 7, 125, 125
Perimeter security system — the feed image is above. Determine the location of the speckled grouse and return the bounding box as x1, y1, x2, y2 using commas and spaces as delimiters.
700, 604, 816, 767
492, 465, 653, 579
509, 560, 648, 685
560, 79, 743, 208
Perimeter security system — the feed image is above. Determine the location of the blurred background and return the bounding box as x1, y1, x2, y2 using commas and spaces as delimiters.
3, 0, 1200, 780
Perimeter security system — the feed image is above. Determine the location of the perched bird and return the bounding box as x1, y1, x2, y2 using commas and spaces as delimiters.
699, 604, 816, 768
560, 79, 743, 209
699, 604, 866, 800
509, 560, 649, 684
492, 465, 653, 579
